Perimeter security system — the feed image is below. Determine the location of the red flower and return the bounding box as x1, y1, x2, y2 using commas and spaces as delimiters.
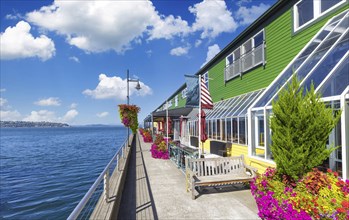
333, 171, 339, 177
342, 200, 349, 209
337, 207, 345, 213
327, 168, 332, 173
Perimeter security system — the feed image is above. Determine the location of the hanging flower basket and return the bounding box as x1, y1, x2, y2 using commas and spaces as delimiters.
118, 104, 140, 134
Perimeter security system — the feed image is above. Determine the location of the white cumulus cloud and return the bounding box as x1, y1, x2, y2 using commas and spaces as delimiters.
23, 109, 78, 122
0, 21, 55, 61
70, 103, 78, 109
83, 74, 152, 100
34, 97, 61, 106
189, 0, 237, 39
236, 3, 270, 25
23, 110, 56, 122
69, 56, 80, 63
62, 109, 78, 122
26, 1, 190, 54
96, 112, 109, 118
0, 110, 22, 121
0, 98, 8, 107
170, 46, 190, 56
202, 44, 221, 67
148, 15, 190, 40
0, 88, 6, 92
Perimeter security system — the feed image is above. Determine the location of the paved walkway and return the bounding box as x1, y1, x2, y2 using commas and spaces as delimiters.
117, 134, 259, 219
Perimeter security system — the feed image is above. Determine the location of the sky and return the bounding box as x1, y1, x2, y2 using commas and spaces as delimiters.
0, 0, 276, 125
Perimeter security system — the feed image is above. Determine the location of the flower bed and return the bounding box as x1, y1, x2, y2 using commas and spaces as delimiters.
150, 134, 169, 159
251, 167, 349, 219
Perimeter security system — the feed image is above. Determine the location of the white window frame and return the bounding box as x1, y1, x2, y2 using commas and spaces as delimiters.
181, 88, 187, 99
225, 29, 265, 82
175, 95, 178, 107
293, 0, 346, 32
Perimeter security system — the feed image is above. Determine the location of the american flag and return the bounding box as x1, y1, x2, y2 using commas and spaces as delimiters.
201, 77, 213, 109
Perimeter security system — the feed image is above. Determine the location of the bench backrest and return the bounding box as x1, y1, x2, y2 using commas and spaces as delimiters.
186, 155, 246, 177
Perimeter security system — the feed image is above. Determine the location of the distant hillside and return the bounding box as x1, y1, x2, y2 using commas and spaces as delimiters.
0, 121, 69, 128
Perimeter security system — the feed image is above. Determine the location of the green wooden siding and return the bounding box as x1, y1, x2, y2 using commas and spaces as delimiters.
169, 88, 186, 110
208, 5, 348, 102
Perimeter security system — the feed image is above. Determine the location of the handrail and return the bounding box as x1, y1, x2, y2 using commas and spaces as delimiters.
67, 137, 128, 220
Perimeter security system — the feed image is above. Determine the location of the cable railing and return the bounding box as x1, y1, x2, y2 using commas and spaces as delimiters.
67, 136, 130, 220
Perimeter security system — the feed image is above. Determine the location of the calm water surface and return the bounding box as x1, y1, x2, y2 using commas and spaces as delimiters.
0, 126, 127, 219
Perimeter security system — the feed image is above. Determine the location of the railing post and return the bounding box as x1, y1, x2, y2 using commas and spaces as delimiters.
116, 154, 120, 171
104, 169, 109, 202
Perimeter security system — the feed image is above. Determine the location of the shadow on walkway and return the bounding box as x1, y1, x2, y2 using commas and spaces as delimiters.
117, 134, 158, 220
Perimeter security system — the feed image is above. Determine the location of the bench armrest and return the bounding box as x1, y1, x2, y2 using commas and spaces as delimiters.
244, 165, 257, 178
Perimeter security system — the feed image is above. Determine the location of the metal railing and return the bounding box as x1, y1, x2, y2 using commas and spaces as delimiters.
225, 42, 265, 82
67, 137, 130, 220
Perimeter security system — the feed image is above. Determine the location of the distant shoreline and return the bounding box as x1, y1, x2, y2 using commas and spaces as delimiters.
0, 121, 123, 128
0, 121, 69, 128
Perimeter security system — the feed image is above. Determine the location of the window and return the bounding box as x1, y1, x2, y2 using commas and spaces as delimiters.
181, 88, 187, 98
168, 100, 172, 108
294, 0, 346, 31
175, 95, 178, 107
225, 30, 265, 81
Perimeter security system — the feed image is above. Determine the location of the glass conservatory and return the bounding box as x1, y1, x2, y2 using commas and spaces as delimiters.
248, 10, 349, 179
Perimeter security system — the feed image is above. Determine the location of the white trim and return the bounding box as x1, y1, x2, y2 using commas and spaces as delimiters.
225, 29, 265, 82
250, 10, 346, 109
249, 156, 276, 166
265, 23, 349, 107
293, 0, 347, 32
340, 86, 349, 180
315, 51, 349, 94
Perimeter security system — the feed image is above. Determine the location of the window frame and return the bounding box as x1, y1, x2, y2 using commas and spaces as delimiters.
225, 29, 265, 82
181, 88, 187, 99
175, 95, 178, 107
293, 0, 346, 32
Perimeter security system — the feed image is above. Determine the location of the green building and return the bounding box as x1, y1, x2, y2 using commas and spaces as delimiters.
144, 0, 349, 180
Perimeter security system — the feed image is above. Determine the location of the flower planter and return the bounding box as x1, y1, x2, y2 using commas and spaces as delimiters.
251, 168, 349, 219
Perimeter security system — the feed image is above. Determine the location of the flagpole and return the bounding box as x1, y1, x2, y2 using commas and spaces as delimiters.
198, 75, 202, 158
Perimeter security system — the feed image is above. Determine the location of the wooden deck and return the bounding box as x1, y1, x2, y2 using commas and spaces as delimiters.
115, 133, 259, 219
116, 133, 157, 219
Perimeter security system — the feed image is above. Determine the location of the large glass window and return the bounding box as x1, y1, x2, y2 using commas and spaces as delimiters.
232, 118, 238, 143
294, 0, 346, 31
239, 117, 246, 145
226, 118, 232, 142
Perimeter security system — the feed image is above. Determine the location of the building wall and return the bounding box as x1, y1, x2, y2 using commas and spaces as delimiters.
201, 139, 275, 173
207, 4, 349, 103
169, 88, 187, 110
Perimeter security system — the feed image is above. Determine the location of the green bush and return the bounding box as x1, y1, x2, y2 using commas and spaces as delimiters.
270, 75, 341, 181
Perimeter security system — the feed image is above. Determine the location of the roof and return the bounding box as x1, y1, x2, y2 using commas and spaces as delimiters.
151, 0, 295, 114
152, 107, 193, 118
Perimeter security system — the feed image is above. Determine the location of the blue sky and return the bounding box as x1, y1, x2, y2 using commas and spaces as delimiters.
0, 0, 276, 125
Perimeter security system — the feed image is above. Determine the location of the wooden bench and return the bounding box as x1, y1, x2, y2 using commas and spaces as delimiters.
185, 155, 257, 199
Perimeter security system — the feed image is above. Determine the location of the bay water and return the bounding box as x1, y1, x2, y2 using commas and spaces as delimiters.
0, 126, 127, 219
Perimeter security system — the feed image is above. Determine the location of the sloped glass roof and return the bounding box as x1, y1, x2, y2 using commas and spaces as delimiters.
205, 89, 264, 120
318, 53, 349, 97
252, 9, 349, 108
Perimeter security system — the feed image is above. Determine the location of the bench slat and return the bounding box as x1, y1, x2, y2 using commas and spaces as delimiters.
185, 154, 257, 200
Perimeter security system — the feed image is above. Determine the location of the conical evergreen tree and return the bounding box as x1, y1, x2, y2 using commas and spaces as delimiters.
270, 75, 341, 181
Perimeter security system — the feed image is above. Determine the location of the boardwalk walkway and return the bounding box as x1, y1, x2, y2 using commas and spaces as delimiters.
117, 133, 259, 219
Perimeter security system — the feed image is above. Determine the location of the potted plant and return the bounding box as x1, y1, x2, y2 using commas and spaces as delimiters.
251, 76, 348, 219
118, 104, 140, 134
